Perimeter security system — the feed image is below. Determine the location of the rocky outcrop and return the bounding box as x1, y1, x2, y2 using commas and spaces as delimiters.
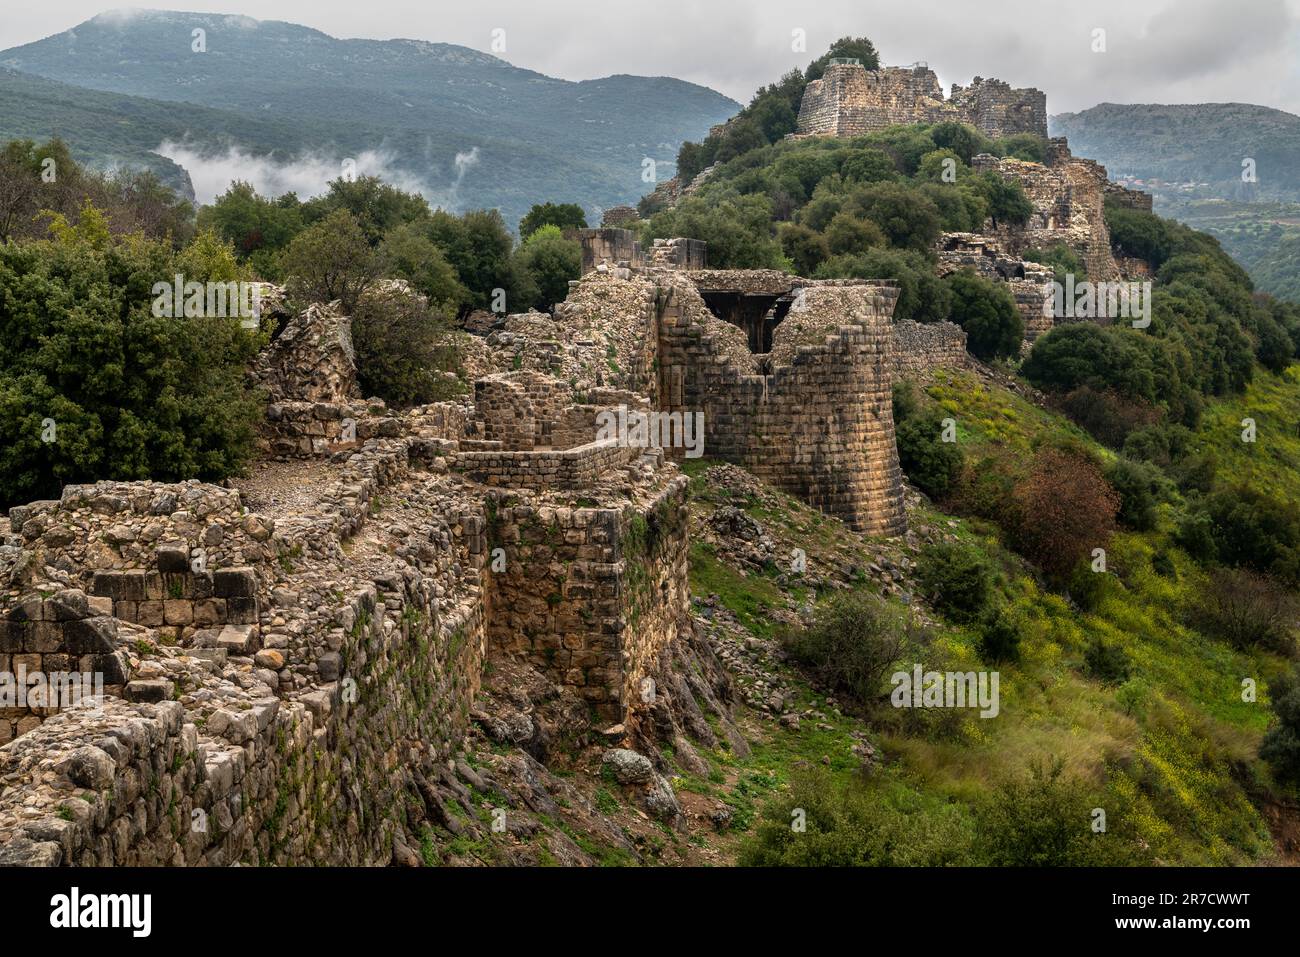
972, 143, 1121, 281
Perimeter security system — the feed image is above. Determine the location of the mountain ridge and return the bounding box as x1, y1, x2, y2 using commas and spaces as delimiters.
0, 9, 740, 223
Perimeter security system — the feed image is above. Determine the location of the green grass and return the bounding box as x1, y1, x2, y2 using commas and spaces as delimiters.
681, 365, 1296, 865
1197, 364, 1300, 502
688, 541, 787, 637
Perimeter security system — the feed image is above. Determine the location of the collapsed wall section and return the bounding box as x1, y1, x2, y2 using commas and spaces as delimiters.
972, 149, 1121, 281
0, 566, 486, 865
657, 280, 907, 536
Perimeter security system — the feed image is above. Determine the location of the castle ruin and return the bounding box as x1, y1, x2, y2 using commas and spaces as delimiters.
794, 62, 1047, 140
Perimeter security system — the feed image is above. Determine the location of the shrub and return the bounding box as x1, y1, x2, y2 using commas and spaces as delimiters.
1115, 677, 1151, 718
838, 147, 897, 185
823, 212, 885, 255
975, 171, 1034, 226
896, 411, 964, 499
515, 224, 581, 310
377, 222, 468, 312
1067, 562, 1119, 613
1024, 243, 1087, 286
0, 215, 264, 508
281, 209, 381, 312
945, 269, 1023, 361
995, 134, 1048, 164
978, 607, 1022, 663
1260, 668, 1300, 786
919, 181, 988, 233
949, 452, 1018, 523
814, 248, 951, 323
781, 592, 921, 705
1174, 505, 1219, 563
1057, 386, 1160, 449
891, 380, 919, 423
929, 122, 993, 165
1198, 486, 1300, 582
518, 201, 586, 239
1084, 636, 1132, 684
645, 194, 784, 269
1022, 323, 1199, 427
973, 759, 1146, 865
915, 541, 994, 623
351, 287, 463, 408
778, 222, 829, 276
740, 767, 972, 866
842, 181, 943, 252
1009, 448, 1120, 582
1105, 204, 1173, 269
1122, 421, 1192, 469
1189, 568, 1297, 654
1106, 456, 1169, 531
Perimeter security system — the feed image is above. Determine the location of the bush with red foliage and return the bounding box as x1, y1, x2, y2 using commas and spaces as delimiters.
1009, 448, 1121, 582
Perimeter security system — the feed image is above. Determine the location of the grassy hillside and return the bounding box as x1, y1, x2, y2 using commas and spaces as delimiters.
669, 367, 1297, 865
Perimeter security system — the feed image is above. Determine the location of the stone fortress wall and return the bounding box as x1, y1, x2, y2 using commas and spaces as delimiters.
795, 62, 1047, 140
0, 288, 692, 864
0, 45, 1163, 863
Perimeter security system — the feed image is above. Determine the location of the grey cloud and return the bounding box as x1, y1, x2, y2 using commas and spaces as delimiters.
2, 0, 1298, 115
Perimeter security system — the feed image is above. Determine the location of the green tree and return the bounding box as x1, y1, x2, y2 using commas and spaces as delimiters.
945, 269, 1023, 360
427, 208, 534, 313
301, 174, 432, 245
974, 759, 1146, 865
929, 122, 994, 164
645, 194, 784, 269
280, 209, 382, 312
823, 212, 885, 255
198, 181, 304, 277
1260, 668, 1300, 785
815, 248, 952, 324
516, 224, 581, 310
778, 222, 830, 276
518, 201, 587, 239
916, 541, 994, 623
896, 410, 964, 499
805, 36, 882, 80
351, 286, 463, 408
378, 222, 468, 312
0, 215, 263, 507
843, 181, 942, 252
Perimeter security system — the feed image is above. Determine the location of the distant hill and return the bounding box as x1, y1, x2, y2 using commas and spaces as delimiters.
1051, 102, 1300, 301
1050, 102, 1300, 203
0, 65, 349, 201
0, 9, 739, 224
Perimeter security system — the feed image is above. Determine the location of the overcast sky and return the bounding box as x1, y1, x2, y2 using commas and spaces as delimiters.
2, 1, 1298, 115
